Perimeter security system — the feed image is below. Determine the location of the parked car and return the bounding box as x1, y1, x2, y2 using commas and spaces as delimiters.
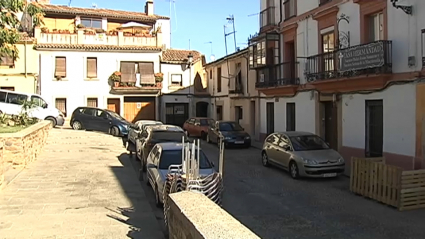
206, 120, 251, 148
0, 89, 64, 127
70, 107, 130, 137
145, 142, 216, 206
127, 120, 163, 145
261, 131, 345, 179
182, 117, 215, 139
137, 124, 188, 172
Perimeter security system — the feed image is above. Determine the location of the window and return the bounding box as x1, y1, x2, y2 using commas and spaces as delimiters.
87, 98, 98, 107
365, 100, 383, 157
368, 12, 384, 42
200, 119, 214, 126
138, 62, 155, 84
187, 118, 195, 124
277, 135, 291, 149
266, 133, 280, 145
217, 67, 222, 92
170, 74, 182, 86
0, 55, 14, 67
219, 122, 243, 131
0, 91, 6, 102
235, 106, 242, 122
158, 150, 212, 170
151, 131, 187, 142
120, 62, 155, 85
95, 109, 108, 118
30, 95, 46, 107
87, 57, 97, 78
5, 93, 27, 105
55, 98, 67, 116
80, 18, 102, 29
284, 0, 296, 20
322, 32, 335, 72
290, 135, 329, 151
0, 87, 14, 91
209, 70, 212, 79
83, 108, 96, 116
216, 106, 223, 120
286, 102, 296, 131
55, 57, 66, 78
320, 0, 332, 6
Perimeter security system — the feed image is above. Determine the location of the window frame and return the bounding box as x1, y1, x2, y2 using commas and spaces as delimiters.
54, 56, 67, 79
86, 57, 98, 79
80, 18, 102, 29
170, 74, 183, 86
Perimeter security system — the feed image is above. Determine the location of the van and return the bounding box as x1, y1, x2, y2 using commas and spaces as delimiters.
0, 89, 64, 127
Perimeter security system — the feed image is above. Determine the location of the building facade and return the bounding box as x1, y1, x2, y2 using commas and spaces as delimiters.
205, 49, 259, 139
34, 0, 170, 122
250, 0, 425, 170
0, 33, 38, 93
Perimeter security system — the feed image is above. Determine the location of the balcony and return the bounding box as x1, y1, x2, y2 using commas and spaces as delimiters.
305, 40, 392, 82
34, 27, 163, 48
260, 6, 276, 31
283, 0, 296, 20
255, 62, 300, 88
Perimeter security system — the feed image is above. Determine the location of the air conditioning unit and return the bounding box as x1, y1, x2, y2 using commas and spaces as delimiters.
259, 74, 265, 82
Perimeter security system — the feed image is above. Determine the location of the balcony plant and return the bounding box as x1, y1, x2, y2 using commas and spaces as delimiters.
123, 32, 132, 37
76, 23, 85, 29
52, 28, 58, 33
134, 30, 143, 37
154, 73, 163, 82
95, 28, 105, 34
40, 27, 48, 33
109, 71, 121, 87
83, 29, 95, 35
107, 30, 118, 36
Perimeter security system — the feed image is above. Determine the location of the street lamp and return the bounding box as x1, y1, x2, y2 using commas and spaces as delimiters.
187, 52, 193, 117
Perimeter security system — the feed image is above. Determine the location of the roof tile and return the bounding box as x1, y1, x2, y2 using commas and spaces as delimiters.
34, 44, 161, 52
161, 49, 202, 63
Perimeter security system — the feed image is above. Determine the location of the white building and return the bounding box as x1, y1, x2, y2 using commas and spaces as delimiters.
249, 0, 425, 170
35, 0, 171, 122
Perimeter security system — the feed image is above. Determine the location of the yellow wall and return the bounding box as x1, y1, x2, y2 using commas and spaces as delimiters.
0, 43, 38, 94
43, 17, 75, 33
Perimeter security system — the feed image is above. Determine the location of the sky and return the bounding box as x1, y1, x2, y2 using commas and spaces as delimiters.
50, 0, 260, 62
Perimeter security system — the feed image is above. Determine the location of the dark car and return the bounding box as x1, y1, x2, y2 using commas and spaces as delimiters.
206, 120, 251, 148
70, 107, 130, 137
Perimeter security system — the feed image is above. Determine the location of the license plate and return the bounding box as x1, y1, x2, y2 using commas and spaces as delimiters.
235, 141, 245, 144
323, 173, 337, 178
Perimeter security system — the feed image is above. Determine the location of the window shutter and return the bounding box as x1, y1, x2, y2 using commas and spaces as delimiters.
87, 98, 98, 107
139, 62, 155, 84
55, 57, 66, 77
120, 62, 136, 83
87, 58, 97, 78
55, 98, 67, 116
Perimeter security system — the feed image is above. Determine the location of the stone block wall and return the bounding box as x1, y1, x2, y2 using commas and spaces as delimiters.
0, 121, 52, 168
167, 191, 260, 239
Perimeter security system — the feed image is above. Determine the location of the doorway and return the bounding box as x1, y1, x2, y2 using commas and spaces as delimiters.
196, 101, 208, 117
284, 41, 296, 80
266, 102, 274, 135
321, 101, 338, 150
250, 101, 256, 136
216, 106, 223, 120
365, 100, 383, 157
165, 103, 189, 127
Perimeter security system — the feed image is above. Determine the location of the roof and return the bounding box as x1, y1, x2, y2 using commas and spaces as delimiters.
157, 142, 201, 151
204, 47, 248, 67
34, 3, 169, 22
148, 125, 184, 132
278, 131, 315, 137
161, 49, 203, 64
34, 44, 162, 52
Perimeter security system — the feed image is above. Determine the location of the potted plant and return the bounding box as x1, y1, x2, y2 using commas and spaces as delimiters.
109, 71, 121, 87
52, 29, 58, 33
41, 27, 48, 33
124, 32, 132, 37
76, 24, 85, 29
154, 73, 163, 87
95, 28, 105, 34
134, 30, 143, 37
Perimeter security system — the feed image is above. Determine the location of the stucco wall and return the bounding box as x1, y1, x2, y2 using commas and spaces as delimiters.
167, 191, 260, 239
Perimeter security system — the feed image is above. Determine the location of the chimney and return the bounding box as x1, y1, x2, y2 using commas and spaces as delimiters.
36, 0, 51, 4
145, 0, 154, 16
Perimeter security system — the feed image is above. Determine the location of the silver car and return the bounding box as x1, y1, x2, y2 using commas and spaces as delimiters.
127, 120, 163, 145
145, 142, 215, 207
261, 131, 345, 179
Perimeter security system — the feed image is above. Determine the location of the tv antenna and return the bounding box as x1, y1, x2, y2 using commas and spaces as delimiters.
166, 0, 178, 48
248, 13, 260, 17
224, 15, 237, 55
204, 41, 215, 62
91, 3, 97, 8
68, 0, 72, 6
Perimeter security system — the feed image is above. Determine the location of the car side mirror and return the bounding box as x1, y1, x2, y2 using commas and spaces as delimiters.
42, 103, 48, 109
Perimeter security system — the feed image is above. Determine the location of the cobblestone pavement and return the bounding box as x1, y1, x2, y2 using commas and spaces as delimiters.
198, 141, 425, 239
0, 128, 164, 239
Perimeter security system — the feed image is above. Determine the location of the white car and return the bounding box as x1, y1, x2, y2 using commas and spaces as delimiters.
0, 89, 64, 126
127, 120, 163, 145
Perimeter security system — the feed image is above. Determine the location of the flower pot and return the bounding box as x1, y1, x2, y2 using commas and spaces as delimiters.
114, 82, 119, 87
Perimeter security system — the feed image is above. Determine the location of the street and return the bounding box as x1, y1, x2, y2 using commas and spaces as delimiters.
128, 138, 425, 239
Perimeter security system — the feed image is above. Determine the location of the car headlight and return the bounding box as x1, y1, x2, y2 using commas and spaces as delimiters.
337, 157, 345, 163
303, 158, 318, 165
224, 137, 231, 140
245, 136, 250, 139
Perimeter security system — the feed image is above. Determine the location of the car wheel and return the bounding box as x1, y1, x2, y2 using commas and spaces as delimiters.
45, 117, 57, 127
290, 161, 300, 179
201, 131, 206, 140
261, 152, 269, 167
72, 121, 82, 130
155, 185, 162, 208
110, 126, 120, 137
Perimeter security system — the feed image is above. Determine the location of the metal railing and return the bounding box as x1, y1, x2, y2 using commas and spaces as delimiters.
305, 40, 392, 82
256, 61, 300, 88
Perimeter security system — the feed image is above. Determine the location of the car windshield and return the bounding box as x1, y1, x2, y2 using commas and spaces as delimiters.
219, 122, 243, 131
200, 119, 214, 126
158, 149, 212, 169
290, 135, 330, 151
151, 131, 187, 142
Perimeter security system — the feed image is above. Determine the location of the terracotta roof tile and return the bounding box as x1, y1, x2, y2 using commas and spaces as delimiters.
34, 3, 169, 22
161, 49, 202, 63
34, 44, 162, 52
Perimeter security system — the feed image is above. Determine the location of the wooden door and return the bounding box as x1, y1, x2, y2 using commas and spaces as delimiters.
123, 101, 155, 122
323, 101, 338, 150
107, 98, 120, 114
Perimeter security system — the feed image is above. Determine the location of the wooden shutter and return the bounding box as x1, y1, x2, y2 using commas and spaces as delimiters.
87, 98, 98, 107
120, 62, 136, 83
55, 57, 66, 77
139, 62, 155, 84
87, 58, 97, 78
0, 56, 14, 66
55, 98, 67, 116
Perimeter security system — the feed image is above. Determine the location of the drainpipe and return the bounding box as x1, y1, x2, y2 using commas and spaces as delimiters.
24, 40, 27, 78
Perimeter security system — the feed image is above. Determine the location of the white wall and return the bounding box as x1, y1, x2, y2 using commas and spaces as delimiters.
342, 84, 416, 157
160, 63, 193, 94
39, 50, 161, 115
260, 92, 316, 134
156, 19, 171, 49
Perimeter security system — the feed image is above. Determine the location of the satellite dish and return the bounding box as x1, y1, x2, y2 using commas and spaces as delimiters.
210, 55, 215, 61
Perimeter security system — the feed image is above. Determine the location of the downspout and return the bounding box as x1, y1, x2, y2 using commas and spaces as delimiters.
24, 40, 27, 78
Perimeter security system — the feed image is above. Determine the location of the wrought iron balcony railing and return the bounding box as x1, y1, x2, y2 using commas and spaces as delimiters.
305, 40, 392, 82
255, 62, 300, 88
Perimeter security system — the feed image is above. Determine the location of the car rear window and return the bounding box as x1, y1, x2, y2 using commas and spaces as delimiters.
0, 92, 6, 103
200, 119, 214, 126
151, 131, 187, 142
158, 150, 212, 169
5, 93, 27, 105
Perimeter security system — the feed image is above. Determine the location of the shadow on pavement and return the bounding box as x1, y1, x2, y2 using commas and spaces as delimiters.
106, 153, 166, 239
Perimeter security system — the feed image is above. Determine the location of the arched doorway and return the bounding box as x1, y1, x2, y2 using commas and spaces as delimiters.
196, 101, 209, 117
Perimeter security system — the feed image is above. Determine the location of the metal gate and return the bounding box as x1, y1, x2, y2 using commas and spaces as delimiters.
165, 103, 189, 127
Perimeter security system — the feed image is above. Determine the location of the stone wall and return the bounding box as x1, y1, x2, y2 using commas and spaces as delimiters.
167, 191, 260, 239
0, 121, 52, 168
